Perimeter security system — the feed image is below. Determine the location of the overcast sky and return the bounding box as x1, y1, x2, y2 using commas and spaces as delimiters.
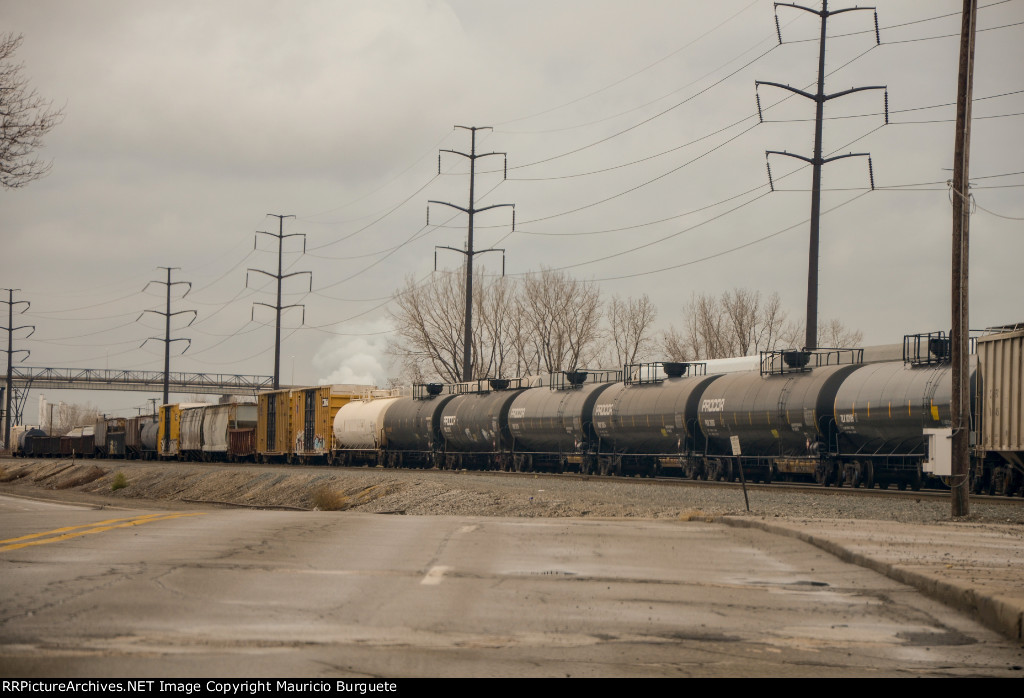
3, 0, 1023, 419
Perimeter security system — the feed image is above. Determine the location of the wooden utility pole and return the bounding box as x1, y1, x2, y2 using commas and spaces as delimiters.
950, 0, 977, 518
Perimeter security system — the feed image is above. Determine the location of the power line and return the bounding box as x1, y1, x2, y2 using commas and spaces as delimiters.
495, 0, 763, 127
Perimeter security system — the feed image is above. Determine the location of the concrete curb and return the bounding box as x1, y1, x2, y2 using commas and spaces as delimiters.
716, 515, 1024, 645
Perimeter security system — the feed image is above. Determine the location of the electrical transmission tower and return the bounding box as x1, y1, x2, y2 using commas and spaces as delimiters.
137, 267, 195, 450
248, 214, 311, 389
2, 289, 33, 449
428, 125, 514, 382
758, 1, 887, 349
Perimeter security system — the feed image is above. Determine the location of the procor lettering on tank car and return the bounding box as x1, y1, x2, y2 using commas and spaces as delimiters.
590, 362, 720, 478
507, 370, 621, 474
436, 378, 533, 471
380, 383, 457, 469
697, 351, 864, 485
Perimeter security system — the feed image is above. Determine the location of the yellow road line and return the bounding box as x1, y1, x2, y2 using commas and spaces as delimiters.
0, 513, 204, 553
0, 513, 168, 545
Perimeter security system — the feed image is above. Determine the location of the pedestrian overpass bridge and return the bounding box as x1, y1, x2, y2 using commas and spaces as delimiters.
2, 366, 279, 396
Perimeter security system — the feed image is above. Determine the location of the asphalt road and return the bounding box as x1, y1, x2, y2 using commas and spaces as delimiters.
1, 494, 1020, 677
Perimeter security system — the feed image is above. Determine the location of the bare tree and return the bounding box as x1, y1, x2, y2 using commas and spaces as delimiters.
388, 269, 530, 383
818, 318, 863, 348
389, 267, 612, 382
673, 289, 847, 359
506, 291, 541, 377
753, 291, 792, 352
684, 292, 728, 359
388, 272, 465, 384
1, 33, 63, 189
54, 402, 101, 436
521, 267, 603, 373
472, 274, 520, 379
606, 293, 658, 367
721, 288, 761, 356
785, 317, 863, 348
660, 325, 691, 362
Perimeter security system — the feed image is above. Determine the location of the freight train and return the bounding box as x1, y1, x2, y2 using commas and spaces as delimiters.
11, 325, 1024, 496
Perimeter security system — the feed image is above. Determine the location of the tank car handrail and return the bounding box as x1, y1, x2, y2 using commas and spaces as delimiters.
444, 376, 528, 395
623, 361, 707, 385
548, 368, 622, 390
760, 348, 863, 376
413, 383, 445, 400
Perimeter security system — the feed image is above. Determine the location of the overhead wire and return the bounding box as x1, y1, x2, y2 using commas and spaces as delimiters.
780, 0, 1016, 44
591, 190, 872, 282
495, 0, 763, 128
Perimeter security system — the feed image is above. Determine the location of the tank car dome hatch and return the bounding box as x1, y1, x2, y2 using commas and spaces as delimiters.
783, 350, 811, 368
564, 370, 588, 386
426, 383, 444, 396
489, 378, 510, 391
929, 337, 951, 360
662, 362, 690, 378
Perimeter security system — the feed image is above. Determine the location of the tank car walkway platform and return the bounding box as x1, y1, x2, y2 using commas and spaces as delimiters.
718, 515, 1024, 645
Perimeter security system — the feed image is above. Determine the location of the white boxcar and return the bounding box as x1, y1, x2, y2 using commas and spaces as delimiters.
201, 403, 258, 460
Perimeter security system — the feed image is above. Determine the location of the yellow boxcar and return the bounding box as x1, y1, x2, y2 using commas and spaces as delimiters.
289, 384, 375, 463
157, 404, 182, 458
158, 403, 209, 459
257, 389, 292, 462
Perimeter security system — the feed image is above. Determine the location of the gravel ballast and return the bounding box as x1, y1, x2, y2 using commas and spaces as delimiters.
2, 457, 1022, 525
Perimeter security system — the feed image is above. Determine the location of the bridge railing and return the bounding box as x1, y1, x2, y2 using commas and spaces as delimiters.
2, 367, 277, 394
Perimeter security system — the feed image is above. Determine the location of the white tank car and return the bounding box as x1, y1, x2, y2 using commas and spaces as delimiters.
332, 396, 401, 450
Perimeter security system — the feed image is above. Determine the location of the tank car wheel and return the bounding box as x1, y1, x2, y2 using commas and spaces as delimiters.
815, 464, 832, 486
897, 481, 907, 491
971, 472, 984, 495
988, 470, 1003, 496
863, 463, 874, 490
850, 462, 862, 488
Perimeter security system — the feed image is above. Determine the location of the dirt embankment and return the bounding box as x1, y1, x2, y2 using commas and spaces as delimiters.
3, 457, 1024, 525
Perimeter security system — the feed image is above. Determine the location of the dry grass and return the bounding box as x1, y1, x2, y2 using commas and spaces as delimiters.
311, 485, 350, 511
111, 472, 128, 491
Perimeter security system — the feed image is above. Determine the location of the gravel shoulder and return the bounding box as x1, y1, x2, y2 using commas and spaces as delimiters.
2, 456, 1022, 525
